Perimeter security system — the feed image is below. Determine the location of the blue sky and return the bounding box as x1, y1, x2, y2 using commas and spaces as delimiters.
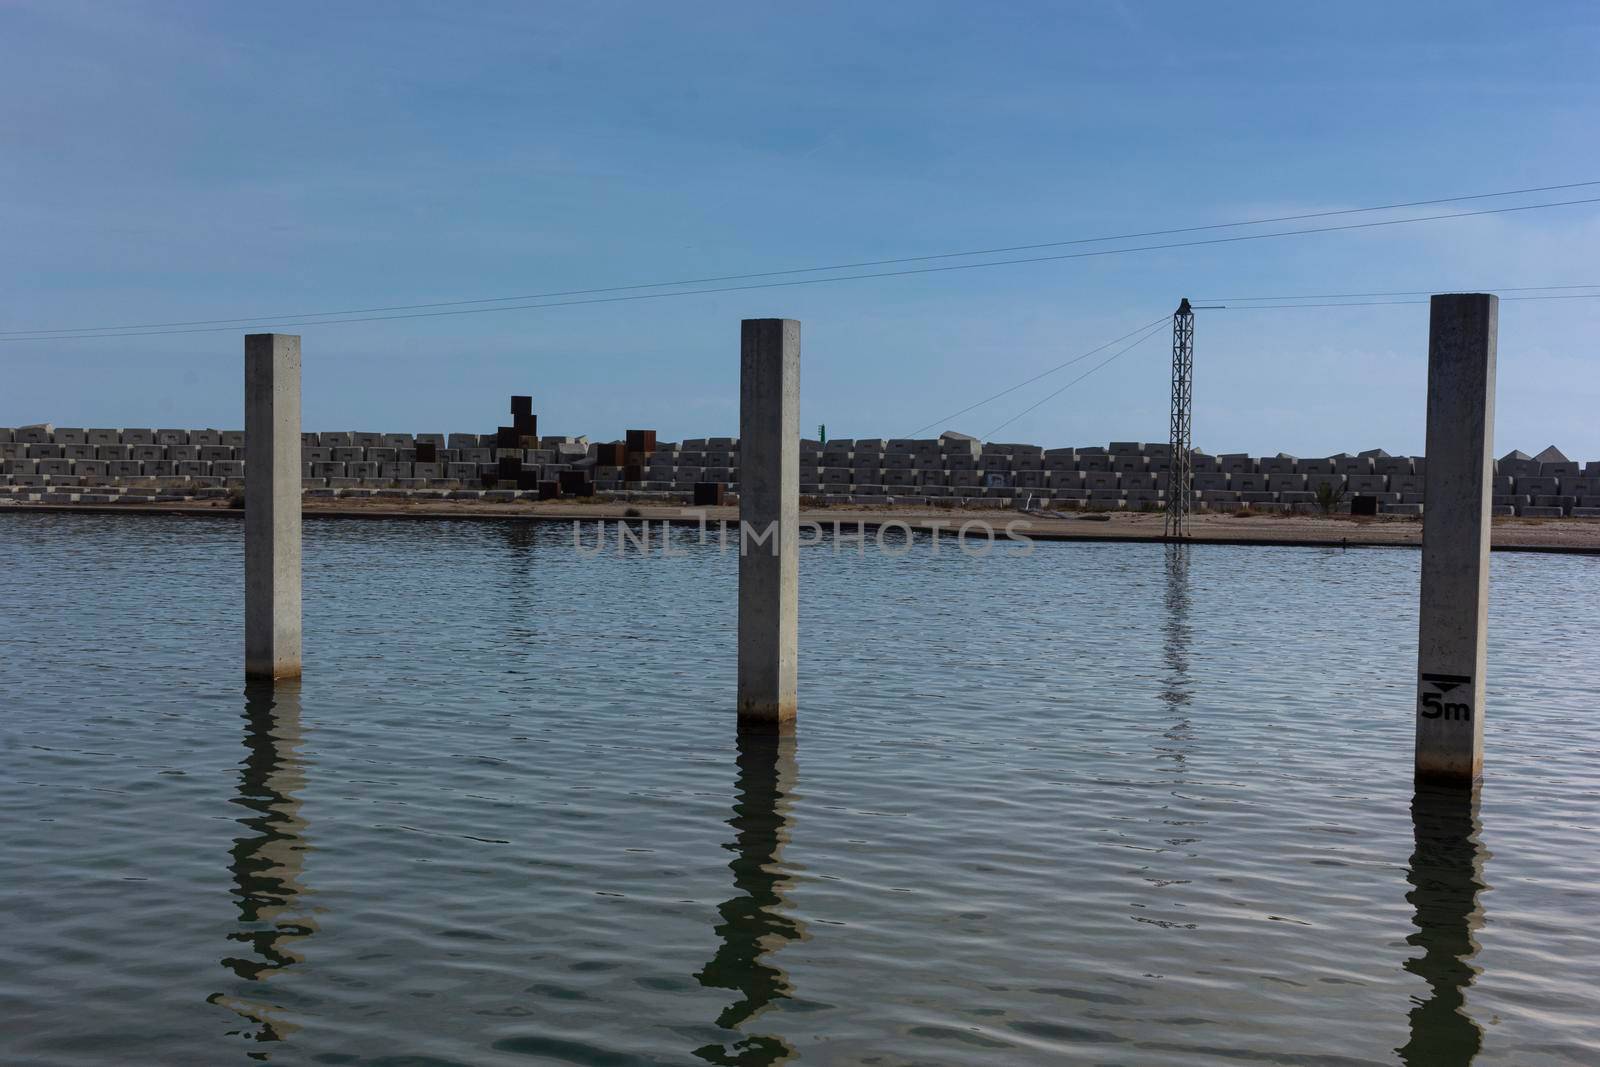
3, 1, 1597, 458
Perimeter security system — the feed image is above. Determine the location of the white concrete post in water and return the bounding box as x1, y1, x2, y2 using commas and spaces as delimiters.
1416, 294, 1496, 785
245, 334, 303, 680
737, 319, 800, 723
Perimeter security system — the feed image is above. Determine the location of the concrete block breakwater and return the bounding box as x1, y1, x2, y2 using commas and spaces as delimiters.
2, 425, 1598, 517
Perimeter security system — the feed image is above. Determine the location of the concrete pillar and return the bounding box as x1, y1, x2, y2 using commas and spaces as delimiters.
245, 334, 303, 679
1416, 295, 1496, 785
737, 319, 799, 723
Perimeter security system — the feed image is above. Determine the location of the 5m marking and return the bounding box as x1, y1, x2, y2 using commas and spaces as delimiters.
1420, 673, 1473, 722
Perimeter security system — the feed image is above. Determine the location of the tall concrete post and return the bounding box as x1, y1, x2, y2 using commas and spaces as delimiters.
737, 319, 799, 724
1416, 295, 1496, 785
245, 334, 303, 680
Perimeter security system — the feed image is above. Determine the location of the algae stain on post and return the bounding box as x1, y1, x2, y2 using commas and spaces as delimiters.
1416, 295, 1496, 785
245, 334, 303, 680
737, 319, 799, 724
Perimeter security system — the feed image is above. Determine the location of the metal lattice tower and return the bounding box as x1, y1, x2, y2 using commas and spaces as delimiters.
1164, 298, 1195, 540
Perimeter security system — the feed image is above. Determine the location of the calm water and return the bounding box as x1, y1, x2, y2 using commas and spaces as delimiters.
1, 513, 1597, 1066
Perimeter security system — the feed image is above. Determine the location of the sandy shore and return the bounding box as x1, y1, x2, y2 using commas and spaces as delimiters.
6, 495, 1600, 553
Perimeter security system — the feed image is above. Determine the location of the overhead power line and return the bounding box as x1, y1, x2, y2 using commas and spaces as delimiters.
5, 180, 1600, 340
1212, 293, 1600, 310
903, 315, 1169, 437
6, 194, 1600, 344
982, 320, 1170, 440
1199, 283, 1600, 302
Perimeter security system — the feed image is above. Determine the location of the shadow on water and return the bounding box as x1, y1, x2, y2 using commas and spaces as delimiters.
1159, 544, 1194, 766
1397, 785, 1489, 1066
694, 723, 807, 1066
207, 680, 317, 1057
494, 519, 540, 570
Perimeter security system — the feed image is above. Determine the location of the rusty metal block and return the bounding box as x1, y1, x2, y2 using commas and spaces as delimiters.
694, 482, 725, 506
510, 395, 533, 417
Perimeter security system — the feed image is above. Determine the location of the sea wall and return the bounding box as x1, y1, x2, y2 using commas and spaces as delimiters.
3, 426, 1598, 517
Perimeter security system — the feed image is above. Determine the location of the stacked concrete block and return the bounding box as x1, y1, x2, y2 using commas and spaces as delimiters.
1349, 474, 1388, 494
1268, 473, 1309, 493
883, 450, 914, 470
941, 432, 981, 460
948, 470, 981, 489
947, 450, 979, 471
7, 426, 1599, 513
1010, 446, 1044, 469
1048, 469, 1085, 490
1374, 456, 1413, 476
821, 445, 853, 470
1496, 451, 1538, 478
1122, 471, 1159, 492
1084, 471, 1120, 492
1232, 472, 1270, 493
1515, 476, 1560, 497
1042, 448, 1075, 471
1330, 455, 1369, 475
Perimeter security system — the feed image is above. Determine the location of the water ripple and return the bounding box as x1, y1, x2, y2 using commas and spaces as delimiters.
1, 515, 1597, 1065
